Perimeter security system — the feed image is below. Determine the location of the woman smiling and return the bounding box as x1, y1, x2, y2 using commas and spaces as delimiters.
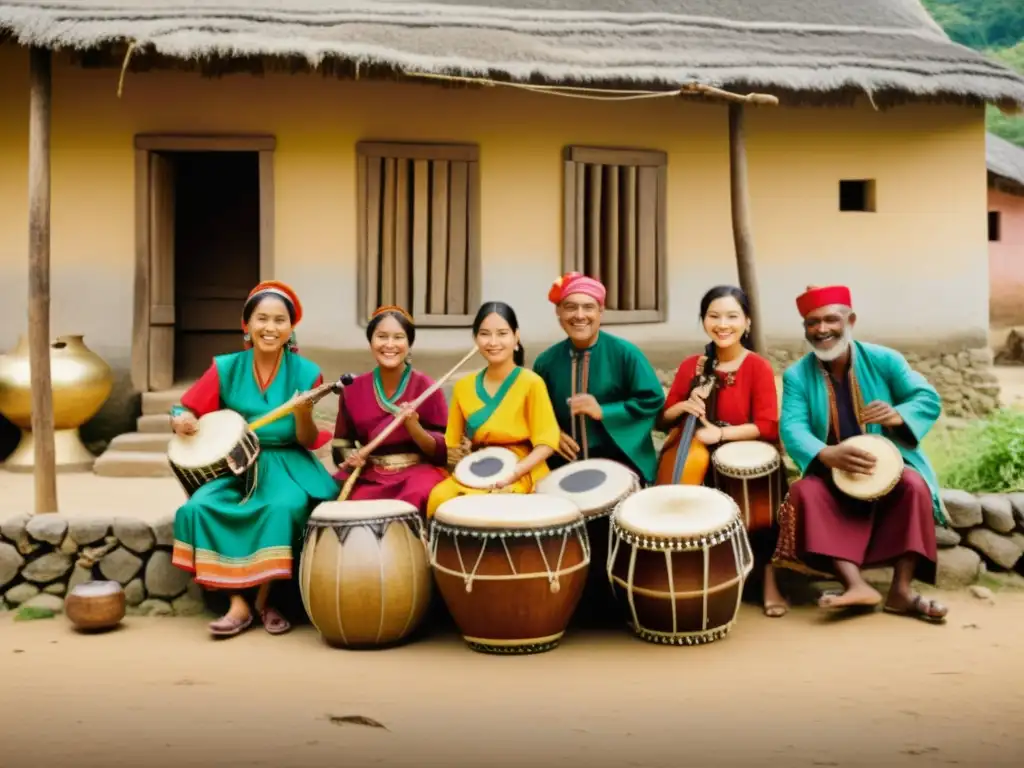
332, 305, 449, 517
425, 301, 561, 518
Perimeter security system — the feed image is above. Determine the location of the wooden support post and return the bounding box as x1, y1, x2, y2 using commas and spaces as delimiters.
728, 102, 767, 356
28, 46, 57, 514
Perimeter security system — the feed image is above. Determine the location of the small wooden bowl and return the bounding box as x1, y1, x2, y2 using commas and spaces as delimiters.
65, 580, 126, 632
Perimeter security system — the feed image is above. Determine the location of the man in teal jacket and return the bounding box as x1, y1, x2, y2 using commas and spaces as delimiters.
775, 285, 949, 623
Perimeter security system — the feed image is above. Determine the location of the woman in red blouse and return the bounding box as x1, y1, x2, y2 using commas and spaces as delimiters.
658, 285, 787, 617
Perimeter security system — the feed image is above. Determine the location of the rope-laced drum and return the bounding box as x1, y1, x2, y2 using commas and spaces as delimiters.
608, 485, 753, 646
452, 446, 520, 489
711, 440, 785, 532
166, 410, 260, 498
832, 434, 905, 501
298, 499, 431, 649
429, 494, 590, 654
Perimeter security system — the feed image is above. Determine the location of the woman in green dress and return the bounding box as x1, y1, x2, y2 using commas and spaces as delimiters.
169, 280, 339, 638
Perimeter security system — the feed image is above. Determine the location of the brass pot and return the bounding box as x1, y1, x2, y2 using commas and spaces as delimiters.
0, 334, 114, 472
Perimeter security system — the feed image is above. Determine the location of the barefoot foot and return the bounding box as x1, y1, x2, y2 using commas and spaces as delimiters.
818, 583, 882, 610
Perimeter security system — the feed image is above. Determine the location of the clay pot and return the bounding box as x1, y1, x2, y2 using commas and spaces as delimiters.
65, 581, 127, 632
0, 334, 113, 471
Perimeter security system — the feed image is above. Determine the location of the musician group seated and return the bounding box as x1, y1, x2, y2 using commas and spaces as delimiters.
169, 281, 340, 638
774, 285, 949, 623
533, 272, 665, 485
424, 301, 563, 518
658, 286, 787, 617
332, 305, 449, 516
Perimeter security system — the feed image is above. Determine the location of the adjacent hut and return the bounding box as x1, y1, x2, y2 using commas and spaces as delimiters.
1, 0, 1024, 476
987, 132, 1024, 332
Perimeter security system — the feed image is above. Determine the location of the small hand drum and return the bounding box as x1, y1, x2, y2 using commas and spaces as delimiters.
832, 434, 905, 501
65, 580, 127, 632
453, 446, 519, 489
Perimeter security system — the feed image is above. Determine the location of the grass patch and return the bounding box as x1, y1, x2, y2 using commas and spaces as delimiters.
924, 409, 1024, 494
13, 605, 56, 621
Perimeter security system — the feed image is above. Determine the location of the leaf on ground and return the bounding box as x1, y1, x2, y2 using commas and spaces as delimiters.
13, 606, 56, 621
327, 715, 388, 730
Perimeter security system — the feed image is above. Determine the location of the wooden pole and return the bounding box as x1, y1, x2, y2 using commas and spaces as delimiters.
728, 102, 767, 355
27, 46, 57, 514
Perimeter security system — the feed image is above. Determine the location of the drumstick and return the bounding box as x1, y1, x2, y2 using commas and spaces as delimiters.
347, 345, 479, 462
338, 444, 365, 501
247, 373, 355, 431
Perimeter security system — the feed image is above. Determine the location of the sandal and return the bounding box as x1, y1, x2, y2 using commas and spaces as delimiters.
883, 594, 947, 624
763, 602, 789, 618
258, 605, 292, 635
208, 613, 253, 638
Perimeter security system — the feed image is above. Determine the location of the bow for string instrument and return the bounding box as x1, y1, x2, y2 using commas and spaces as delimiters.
655, 378, 715, 486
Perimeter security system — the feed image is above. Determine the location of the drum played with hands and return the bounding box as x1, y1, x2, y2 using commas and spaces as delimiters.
608, 485, 753, 646
536, 458, 639, 522
298, 499, 432, 649
452, 446, 520, 489
831, 434, 905, 501
429, 494, 590, 654
711, 440, 785, 532
166, 409, 261, 497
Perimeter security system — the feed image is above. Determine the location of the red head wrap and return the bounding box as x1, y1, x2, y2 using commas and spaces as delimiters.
547, 272, 607, 307
795, 285, 852, 318
242, 280, 303, 352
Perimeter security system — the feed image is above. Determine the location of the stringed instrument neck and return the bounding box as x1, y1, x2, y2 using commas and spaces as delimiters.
247, 373, 355, 431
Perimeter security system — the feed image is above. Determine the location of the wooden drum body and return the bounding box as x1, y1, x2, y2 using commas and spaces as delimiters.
299, 500, 431, 649
711, 441, 784, 532
166, 409, 260, 496
608, 485, 753, 646
429, 495, 590, 654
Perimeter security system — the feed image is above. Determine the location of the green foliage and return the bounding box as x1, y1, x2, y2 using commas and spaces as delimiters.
925, 409, 1024, 493
13, 605, 56, 621
921, 2, 1024, 147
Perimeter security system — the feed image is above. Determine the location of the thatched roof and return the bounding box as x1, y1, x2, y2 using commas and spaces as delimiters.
988, 133, 1024, 197
2, 0, 1024, 105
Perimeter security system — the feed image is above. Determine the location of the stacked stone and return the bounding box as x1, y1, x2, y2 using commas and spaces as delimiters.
938, 489, 1024, 588
0, 514, 206, 616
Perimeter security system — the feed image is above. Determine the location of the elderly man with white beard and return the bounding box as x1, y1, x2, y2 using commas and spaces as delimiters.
773, 285, 951, 623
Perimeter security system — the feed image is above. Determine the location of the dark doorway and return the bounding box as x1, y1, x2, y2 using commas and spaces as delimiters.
172, 151, 261, 381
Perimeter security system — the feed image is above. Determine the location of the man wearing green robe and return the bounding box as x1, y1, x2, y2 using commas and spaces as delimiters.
775, 285, 949, 623
532, 272, 665, 486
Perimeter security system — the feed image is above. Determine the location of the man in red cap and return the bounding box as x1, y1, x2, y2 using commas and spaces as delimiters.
774, 285, 952, 623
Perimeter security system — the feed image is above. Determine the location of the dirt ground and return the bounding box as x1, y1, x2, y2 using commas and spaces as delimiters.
1, 591, 1022, 768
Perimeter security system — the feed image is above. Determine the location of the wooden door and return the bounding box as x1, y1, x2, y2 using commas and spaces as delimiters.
147, 153, 176, 390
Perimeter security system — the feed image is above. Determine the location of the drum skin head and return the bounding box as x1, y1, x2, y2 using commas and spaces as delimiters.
434, 493, 582, 529
167, 409, 249, 466
454, 447, 519, 489
536, 458, 637, 515
311, 499, 419, 522
616, 485, 740, 539
712, 440, 780, 474
832, 434, 905, 500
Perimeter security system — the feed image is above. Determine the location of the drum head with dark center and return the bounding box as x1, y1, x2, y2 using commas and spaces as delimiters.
535, 458, 638, 516
453, 446, 519, 489
559, 468, 606, 494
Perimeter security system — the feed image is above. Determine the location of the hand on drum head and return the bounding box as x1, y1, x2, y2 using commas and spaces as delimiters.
819, 443, 877, 475
491, 463, 526, 491
861, 400, 904, 428
557, 431, 580, 462
171, 413, 198, 437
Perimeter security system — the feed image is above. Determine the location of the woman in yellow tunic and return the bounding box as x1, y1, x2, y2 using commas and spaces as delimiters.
426, 301, 561, 518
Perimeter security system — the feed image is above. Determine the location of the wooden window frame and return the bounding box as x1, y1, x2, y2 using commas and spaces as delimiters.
562, 146, 668, 324
356, 141, 481, 328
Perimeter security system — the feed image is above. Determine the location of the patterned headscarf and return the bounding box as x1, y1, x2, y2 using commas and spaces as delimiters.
242, 280, 303, 353
548, 272, 607, 307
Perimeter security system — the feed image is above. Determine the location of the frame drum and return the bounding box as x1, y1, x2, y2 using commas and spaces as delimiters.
832, 434, 905, 501
453, 447, 520, 489
711, 441, 784, 532
609, 485, 753, 645
429, 494, 590, 654
299, 499, 431, 649
166, 409, 260, 496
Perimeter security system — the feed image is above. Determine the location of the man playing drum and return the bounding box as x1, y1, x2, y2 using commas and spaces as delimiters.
532, 272, 665, 485
774, 285, 951, 623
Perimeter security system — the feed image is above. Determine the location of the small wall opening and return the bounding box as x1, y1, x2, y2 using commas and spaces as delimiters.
988, 211, 1002, 242
839, 179, 876, 212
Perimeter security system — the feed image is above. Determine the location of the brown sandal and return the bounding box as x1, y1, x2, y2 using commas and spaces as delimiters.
208, 613, 253, 638
259, 605, 291, 635
883, 594, 947, 624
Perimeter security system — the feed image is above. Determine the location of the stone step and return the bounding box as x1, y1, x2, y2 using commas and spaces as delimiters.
137, 414, 171, 434
142, 388, 189, 416
108, 431, 173, 453
93, 450, 174, 478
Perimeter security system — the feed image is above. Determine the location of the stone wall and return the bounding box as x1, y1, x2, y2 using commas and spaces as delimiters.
0, 513, 204, 616
937, 489, 1024, 587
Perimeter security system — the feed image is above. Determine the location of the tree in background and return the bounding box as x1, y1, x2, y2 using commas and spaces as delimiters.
922, 0, 1024, 146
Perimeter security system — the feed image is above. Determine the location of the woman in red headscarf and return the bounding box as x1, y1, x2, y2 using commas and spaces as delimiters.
168, 281, 340, 638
